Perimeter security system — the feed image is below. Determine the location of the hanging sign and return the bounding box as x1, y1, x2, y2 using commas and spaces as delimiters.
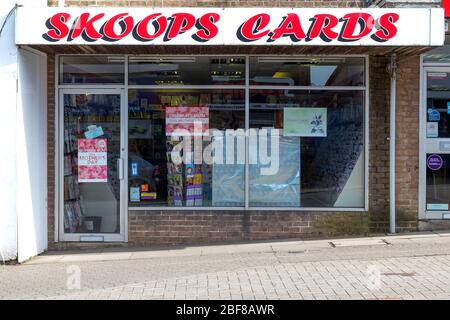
77, 138, 108, 182
15, 7, 444, 46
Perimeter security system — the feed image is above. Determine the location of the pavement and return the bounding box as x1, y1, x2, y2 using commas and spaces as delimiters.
2, 231, 450, 300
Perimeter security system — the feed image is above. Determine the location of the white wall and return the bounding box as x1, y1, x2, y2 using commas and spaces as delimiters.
17, 48, 48, 263
0, 0, 19, 262
0, 0, 47, 262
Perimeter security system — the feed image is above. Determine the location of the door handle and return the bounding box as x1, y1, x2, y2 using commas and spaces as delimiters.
117, 158, 124, 180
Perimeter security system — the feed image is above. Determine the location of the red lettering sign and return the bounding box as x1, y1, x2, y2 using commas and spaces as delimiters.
444, 0, 450, 18
41, 11, 399, 44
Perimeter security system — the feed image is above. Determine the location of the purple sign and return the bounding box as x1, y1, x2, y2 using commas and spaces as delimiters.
427, 154, 443, 171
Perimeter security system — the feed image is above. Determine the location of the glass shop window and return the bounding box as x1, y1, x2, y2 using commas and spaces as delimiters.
60, 55, 125, 84
128, 89, 245, 207
426, 72, 450, 138
249, 89, 365, 208
128, 56, 245, 86
423, 45, 450, 64
426, 154, 450, 211
249, 57, 365, 87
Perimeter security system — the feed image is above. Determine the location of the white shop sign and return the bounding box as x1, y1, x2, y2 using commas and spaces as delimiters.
15, 7, 444, 46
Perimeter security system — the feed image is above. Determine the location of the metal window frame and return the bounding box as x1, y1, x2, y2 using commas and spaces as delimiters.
57, 87, 127, 242
54, 53, 370, 242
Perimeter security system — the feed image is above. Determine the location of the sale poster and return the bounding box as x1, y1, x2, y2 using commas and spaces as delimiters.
77, 138, 108, 183
166, 106, 209, 136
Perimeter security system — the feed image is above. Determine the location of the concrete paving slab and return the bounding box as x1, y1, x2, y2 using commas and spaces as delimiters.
408, 236, 450, 242
59, 254, 116, 263
200, 244, 271, 255
271, 242, 332, 252
131, 248, 203, 259
331, 239, 387, 247
435, 231, 450, 237
385, 232, 437, 239
97, 252, 133, 260
25, 255, 64, 265
382, 238, 414, 245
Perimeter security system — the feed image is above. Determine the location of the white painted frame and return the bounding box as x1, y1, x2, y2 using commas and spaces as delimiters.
54, 54, 369, 242
419, 63, 450, 220
58, 87, 127, 242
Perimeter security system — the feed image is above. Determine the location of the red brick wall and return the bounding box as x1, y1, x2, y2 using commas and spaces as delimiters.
45, 0, 422, 249
367, 55, 421, 233
127, 211, 369, 246
368, 55, 390, 232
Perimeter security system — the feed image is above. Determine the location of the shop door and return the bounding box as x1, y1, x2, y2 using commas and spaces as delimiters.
59, 89, 127, 241
420, 67, 450, 220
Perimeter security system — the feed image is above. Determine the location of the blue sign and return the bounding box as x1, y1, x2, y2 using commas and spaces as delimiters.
427, 203, 449, 211
84, 126, 104, 139
131, 162, 139, 177
447, 102, 450, 114
428, 108, 440, 121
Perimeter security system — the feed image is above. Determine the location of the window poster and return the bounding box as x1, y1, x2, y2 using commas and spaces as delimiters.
248, 130, 301, 207
166, 106, 209, 136
84, 125, 104, 139
211, 134, 245, 206
428, 108, 441, 121
283, 107, 327, 137
427, 122, 439, 138
130, 187, 140, 202
77, 138, 108, 183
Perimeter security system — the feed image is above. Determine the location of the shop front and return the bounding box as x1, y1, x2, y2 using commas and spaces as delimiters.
12, 4, 444, 248
54, 54, 368, 243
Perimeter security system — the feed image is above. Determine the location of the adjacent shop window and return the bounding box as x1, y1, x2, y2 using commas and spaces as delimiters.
128, 56, 245, 86
60, 56, 125, 84
128, 89, 245, 207
249, 57, 365, 87
426, 154, 450, 211
423, 45, 450, 64
249, 90, 365, 207
426, 72, 450, 138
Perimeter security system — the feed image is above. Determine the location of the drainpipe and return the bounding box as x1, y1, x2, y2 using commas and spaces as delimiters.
389, 54, 397, 234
